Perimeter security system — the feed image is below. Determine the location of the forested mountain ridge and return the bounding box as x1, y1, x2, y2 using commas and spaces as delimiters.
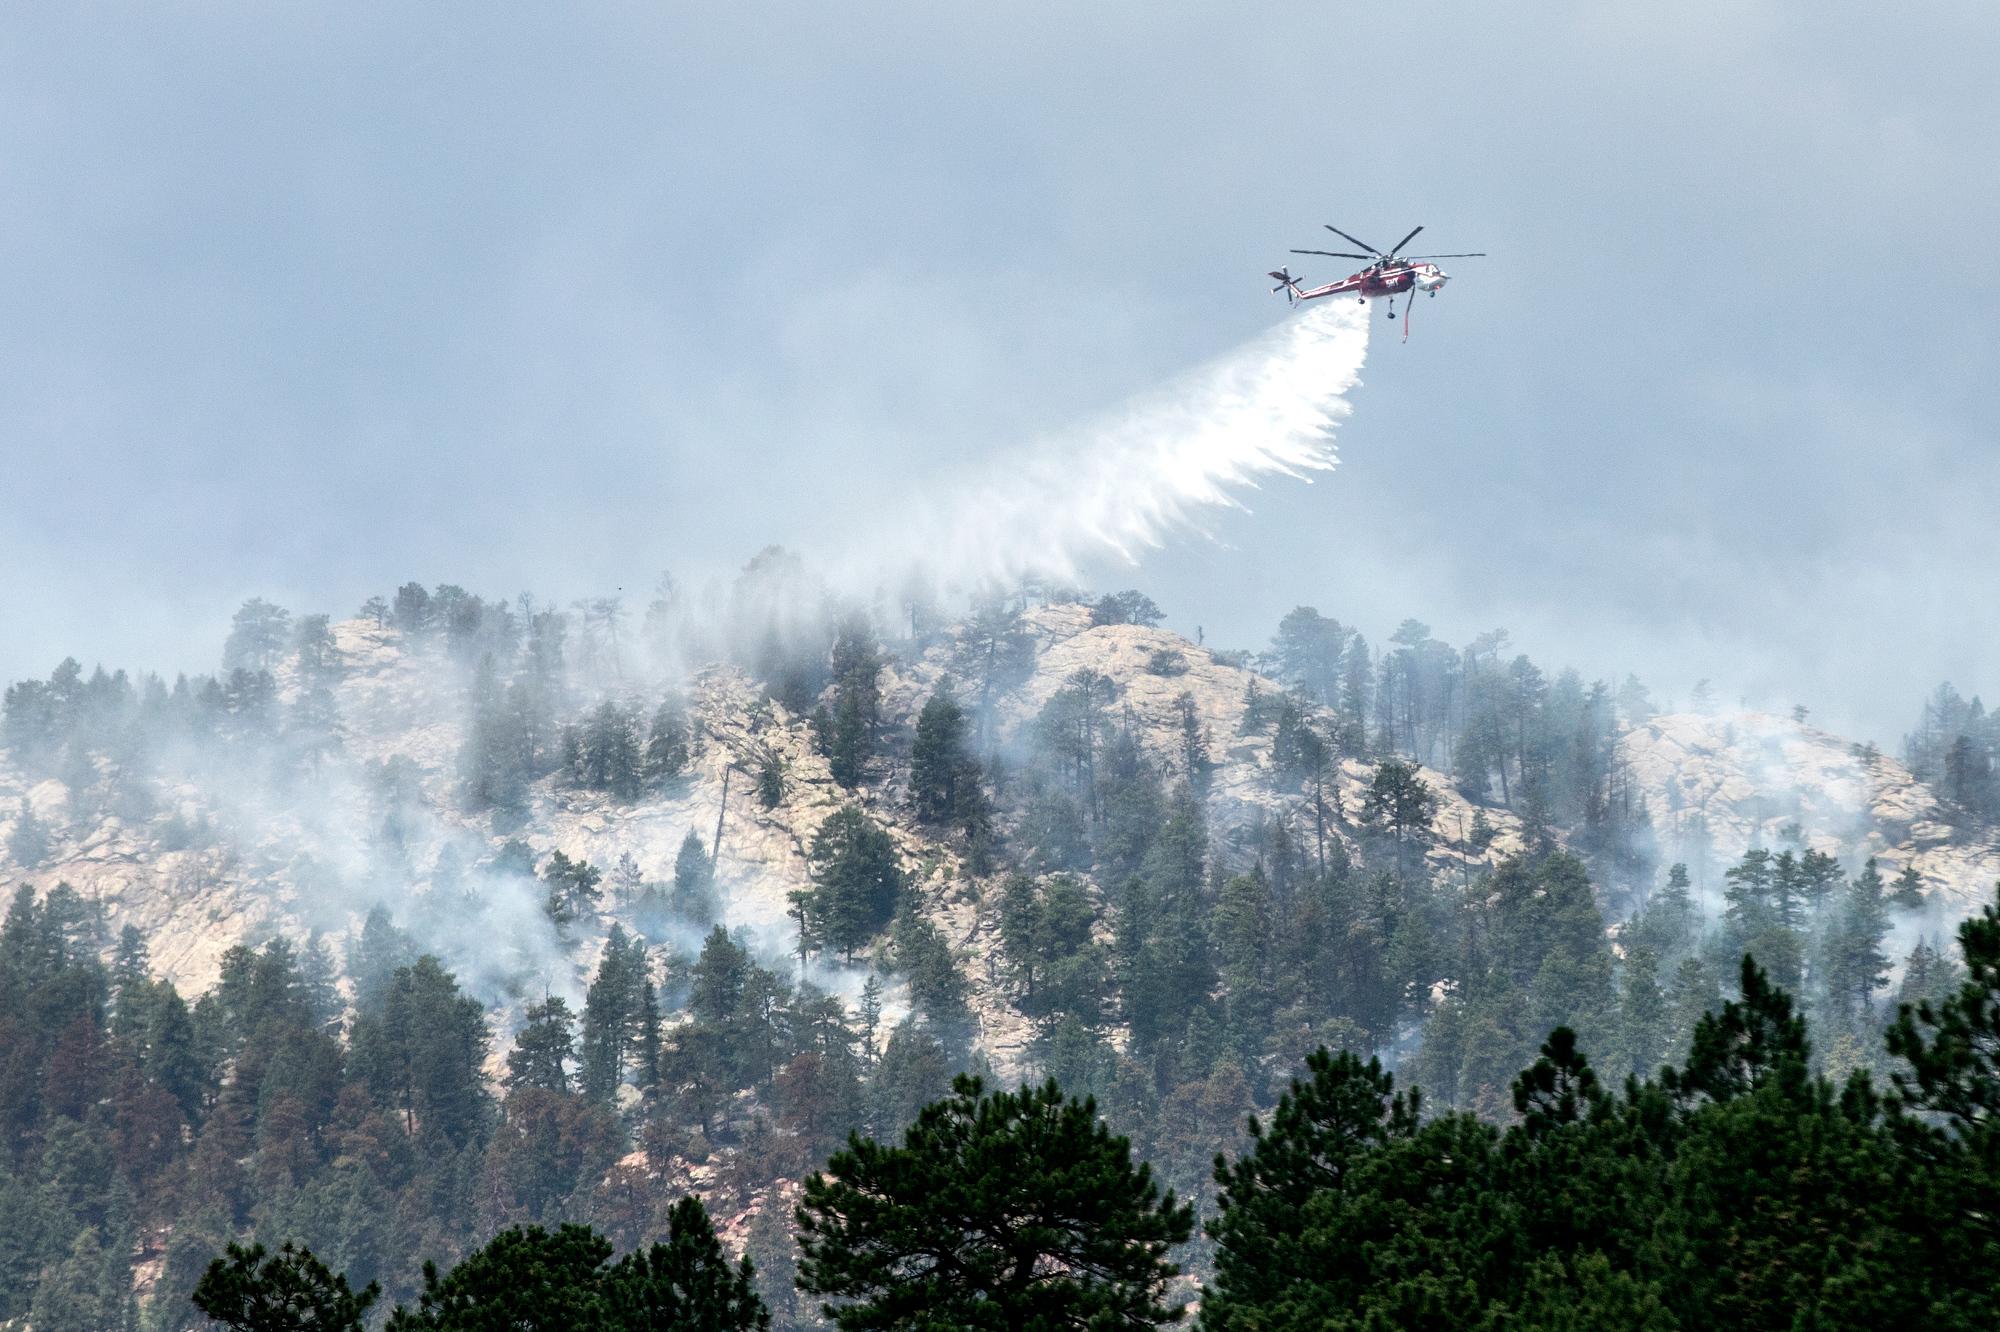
3, 576, 1998, 1327
2, 598, 1989, 1014
0, 602, 1531, 1069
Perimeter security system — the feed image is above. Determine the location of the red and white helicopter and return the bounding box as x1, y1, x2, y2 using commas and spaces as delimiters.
1267, 223, 1484, 328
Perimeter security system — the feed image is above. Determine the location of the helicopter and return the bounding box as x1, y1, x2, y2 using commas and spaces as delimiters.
1267, 223, 1485, 326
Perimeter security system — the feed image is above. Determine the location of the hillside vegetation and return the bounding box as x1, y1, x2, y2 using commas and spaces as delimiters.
3, 563, 1998, 1327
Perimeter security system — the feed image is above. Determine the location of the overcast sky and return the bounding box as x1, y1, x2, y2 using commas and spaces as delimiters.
3, 3, 1995, 743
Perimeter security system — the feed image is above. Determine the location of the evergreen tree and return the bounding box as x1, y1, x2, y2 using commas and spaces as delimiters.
1203, 1048, 1422, 1329
1886, 885, 2000, 1278
644, 694, 693, 785
1089, 590, 1166, 627
796, 808, 904, 963
819, 615, 883, 789
385, 1224, 610, 1330
192, 1241, 380, 1331
1823, 858, 1893, 1030
1267, 607, 1347, 708
27, 1225, 128, 1332
1176, 691, 1213, 792
950, 598, 1037, 752
1611, 944, 1669, 1079
1892, 863, 1927, 910
506, 996, 578, 1095
579, 701, 644, 800
633, 976, 662, 1092
798, 1075, 1193, 1329
742, 1194, 801, 1329
602, 1196, 769, 1330
889, 906, 976, 1055
755, 748, 787, 810
391, 583, 433, 637
349, 956, 491, 1150
909, 685, 991, 845
580, 927, 645, 1103
1363, 757, 1439, 845
222, 598, 293, 674
460, 653, 527, 813
670, 831, 718, 923
8, 801, 51, 868
541, 850, 604, 930
1211, 870, 1277, 1051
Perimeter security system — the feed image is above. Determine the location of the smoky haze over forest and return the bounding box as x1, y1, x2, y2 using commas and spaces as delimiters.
2, 4, 1996, 741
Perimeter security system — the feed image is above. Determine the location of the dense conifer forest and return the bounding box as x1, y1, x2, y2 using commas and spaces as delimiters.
2, 571, 1996, 1327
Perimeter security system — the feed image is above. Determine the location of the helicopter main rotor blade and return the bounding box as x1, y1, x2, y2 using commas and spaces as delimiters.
1322, 224, 1382, 254
1388, 225, 1425, 256
1290, 249, 1373, 259
1403, 253, 1487, 259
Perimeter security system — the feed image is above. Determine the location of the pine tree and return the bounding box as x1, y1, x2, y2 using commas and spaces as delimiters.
670, 831, 718, 923
579, 702, 644, 800
910, 686, 970, 824
506, 997, 578, 1095
632, 977, 662, 1091
1664, 954, 1809, 1104
797, 1075, 1193, 1329
796, 807, 904, 963
192, 1241, 379, 1331
602, 1196, 769, 1329
28, 1226, 126, 1332
1089, 590, 1166, 627
7, 802, 50, 869
889, 907, 976, 1055
1823, 860, 1892, 1029
819, 615, 883, 789
1612, 945, 1670, 1080
541, 850, 603, 930
1176, 692, 1213, 792
1363, 758, 1439, 845
910, 685, 990, 841
460, 654, 526, 813
644, 694, 693, 785
858, 974, 884, 1061
1212, 871, 1277, 1050
1239, 678, 1268, 735
1886, 885, 2000, 1266
755, 749, 787, 809
222, 598, 293, 674
1203, 1048, 1422, 1327
742, 1193, 800, 1328
1267, 607, 1346, 707
348, 957, 491, 1149
385, 1224, 610, 1330
581, 927, 644, 1103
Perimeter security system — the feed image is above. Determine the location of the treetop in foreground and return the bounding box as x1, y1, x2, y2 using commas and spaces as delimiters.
193, 1241, 380, 1332
796, 1073, 1195, 1329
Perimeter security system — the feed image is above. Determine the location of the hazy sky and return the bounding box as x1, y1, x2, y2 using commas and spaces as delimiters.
3, 3, 1994, 742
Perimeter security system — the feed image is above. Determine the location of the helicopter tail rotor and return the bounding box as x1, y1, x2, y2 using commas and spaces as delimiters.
1268, 268, 1303, 303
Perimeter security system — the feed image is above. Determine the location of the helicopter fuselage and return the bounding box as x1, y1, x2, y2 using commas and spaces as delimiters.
1297, 261, 1448, 303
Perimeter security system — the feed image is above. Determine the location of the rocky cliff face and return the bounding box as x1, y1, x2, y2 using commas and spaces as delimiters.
3, 609, 1995, 1070
1619, 710, 2000, 912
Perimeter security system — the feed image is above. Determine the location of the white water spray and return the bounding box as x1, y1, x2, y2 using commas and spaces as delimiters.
852, 299, 1372, 591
